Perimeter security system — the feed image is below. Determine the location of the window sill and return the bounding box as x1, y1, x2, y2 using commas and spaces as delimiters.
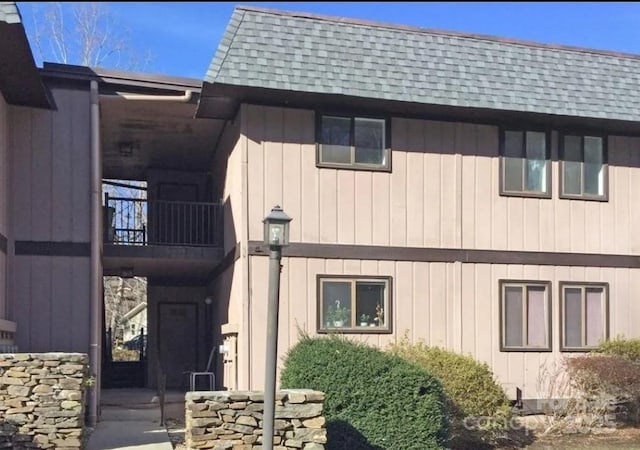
500, 347, 552, 352
499, 190, 552, 200
560, 346, 598, 352
318, 326, 392, 335
559, 194, 608, 202
316, 162, 391, 173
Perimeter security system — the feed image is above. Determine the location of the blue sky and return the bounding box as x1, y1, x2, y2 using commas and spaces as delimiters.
16, 2, 640, 80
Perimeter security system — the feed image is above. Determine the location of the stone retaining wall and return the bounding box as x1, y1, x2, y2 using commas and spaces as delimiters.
0, 353, 88, 449
185, 389, 326, 449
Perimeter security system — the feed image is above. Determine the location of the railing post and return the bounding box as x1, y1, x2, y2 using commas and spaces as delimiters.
139, 327, 145, 361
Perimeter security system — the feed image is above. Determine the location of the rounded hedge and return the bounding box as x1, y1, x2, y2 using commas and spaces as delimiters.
388, 339, 511, 419
280, 335, 449, 450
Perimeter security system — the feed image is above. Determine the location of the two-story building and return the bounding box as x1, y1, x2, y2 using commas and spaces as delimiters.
202, 7, 640, 402
3, 2, 640, 423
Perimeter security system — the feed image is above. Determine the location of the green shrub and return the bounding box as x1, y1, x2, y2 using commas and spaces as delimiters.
595, 336, 640, 362
280, 335, 449, 450
388, 337, 511, 420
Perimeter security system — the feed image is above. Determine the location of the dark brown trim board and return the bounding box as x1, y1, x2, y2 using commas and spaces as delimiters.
15, 241, 90, 257
0, 233, 6, 254
248, 241, 640, 269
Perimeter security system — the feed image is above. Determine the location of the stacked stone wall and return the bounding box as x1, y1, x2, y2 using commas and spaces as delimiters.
185, 389, 326, 449
0, 353, 88, 449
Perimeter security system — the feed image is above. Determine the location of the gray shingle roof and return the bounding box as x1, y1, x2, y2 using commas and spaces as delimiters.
206, 7, 640, 122
0, 2, 21, 24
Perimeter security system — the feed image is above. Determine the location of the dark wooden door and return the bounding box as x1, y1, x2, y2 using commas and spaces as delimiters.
158, 302, 198, 388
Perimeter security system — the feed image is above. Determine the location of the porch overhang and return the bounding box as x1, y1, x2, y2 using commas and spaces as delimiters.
103, 244, 224, 282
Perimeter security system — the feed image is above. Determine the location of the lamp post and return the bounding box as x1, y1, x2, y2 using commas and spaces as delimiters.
262, 205, 291, 450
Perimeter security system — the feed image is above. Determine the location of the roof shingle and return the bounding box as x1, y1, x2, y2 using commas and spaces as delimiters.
206, 6, 640, 122
0, 2, 21, 24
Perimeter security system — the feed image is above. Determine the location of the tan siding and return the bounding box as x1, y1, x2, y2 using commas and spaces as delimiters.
247, 255, 640, 398
7, 88, 92, 352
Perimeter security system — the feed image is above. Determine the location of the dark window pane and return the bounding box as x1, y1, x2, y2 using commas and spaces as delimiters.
356, 281, 386, 327
563, 162, 582, 195
584, 137, 603, 196
322, 281, 352, 328
527, 286, 547, 347
564, 288, 583, 347
563, 136, 583, 195
504, 131, 524, 158
354, 118, 385, 164
504, 286, 523, 347
585, 288, 604, 347
525, 132, 547, 192
321, 116, 351, 164
504, 157, 524, 191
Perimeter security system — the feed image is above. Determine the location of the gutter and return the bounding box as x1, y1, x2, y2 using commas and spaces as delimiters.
89, 80, 102, 427
99, 90, 192, 102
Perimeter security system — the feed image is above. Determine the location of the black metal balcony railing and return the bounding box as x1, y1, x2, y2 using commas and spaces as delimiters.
104, 194, 222, 247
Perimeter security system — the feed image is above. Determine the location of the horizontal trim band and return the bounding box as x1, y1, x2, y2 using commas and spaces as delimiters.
248, 241, 640, 268
0, 233, 6, 254
15, 241, 90, 257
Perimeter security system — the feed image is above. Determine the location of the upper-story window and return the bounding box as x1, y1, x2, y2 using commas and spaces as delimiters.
317, 115, 390, 171
500, 129, 551, 197
560, 134, 607, 200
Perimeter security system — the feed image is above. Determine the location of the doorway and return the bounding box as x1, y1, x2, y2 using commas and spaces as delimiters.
157, 302, 198, 388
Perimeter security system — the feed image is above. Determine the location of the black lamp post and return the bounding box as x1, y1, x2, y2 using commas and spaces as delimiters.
262, 205, 291, 450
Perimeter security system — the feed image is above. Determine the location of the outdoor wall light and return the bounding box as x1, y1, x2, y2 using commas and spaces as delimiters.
263, 205, 291, 248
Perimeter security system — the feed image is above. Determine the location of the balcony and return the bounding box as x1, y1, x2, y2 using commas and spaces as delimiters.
102, 195, 224, 281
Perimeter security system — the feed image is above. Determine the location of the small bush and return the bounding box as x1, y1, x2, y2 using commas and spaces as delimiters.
566, 354, 640, 399
595, 336, 640, 363
388, 338, 511, 420
565, 354, 640, 425
280, 335, 449, 450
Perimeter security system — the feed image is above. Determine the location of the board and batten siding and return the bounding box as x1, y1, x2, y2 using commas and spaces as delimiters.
234, 103, 640, 398
209, 113, 251, 389
8, 87, 91, 353
244, 104, 640, 255
247, 255, 640, 398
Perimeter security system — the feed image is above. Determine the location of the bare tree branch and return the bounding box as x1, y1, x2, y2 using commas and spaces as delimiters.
28, 2, 152, 70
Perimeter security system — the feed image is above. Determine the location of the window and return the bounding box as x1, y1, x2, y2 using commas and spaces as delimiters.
561, 134, 607, 200
500, 129, 550, 197
499, 281, 551, 351
317, 276, 391, 333
560, 283, 608, 351
318, 115, 389, 170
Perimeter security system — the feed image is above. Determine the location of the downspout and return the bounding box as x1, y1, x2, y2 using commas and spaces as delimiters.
89, 80, 102, 427
240, 106, 251, 389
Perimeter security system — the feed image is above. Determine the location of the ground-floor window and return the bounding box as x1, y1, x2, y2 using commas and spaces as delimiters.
317, 275, 391, 333
560, 282, 608, 351
500, 280, 552, 351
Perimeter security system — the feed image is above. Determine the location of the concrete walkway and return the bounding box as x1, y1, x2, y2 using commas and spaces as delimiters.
87, 389, 182, 450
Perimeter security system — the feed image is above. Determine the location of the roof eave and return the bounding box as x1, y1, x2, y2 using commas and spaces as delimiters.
0, 21, 52, 109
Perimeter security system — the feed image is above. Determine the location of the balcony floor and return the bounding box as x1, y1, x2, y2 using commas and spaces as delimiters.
103, 244, 223, 281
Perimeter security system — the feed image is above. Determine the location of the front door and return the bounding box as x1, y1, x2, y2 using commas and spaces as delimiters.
158, 302, 198, 388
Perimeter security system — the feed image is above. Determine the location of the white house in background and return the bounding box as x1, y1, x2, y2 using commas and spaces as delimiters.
120, 302, 147, 343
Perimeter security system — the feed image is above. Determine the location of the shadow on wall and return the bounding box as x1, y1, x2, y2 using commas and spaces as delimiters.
327, 420, 383, 450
